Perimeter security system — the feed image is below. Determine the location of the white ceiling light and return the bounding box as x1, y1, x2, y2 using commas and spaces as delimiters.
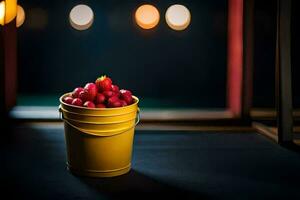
165, 4, 191, 31
69, 4, 94, 31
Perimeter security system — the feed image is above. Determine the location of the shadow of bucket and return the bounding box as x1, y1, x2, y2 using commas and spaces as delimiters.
59, 93, 139, 177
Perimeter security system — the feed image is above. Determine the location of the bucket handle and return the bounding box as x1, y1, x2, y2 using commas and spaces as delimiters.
59, 105, 140, 137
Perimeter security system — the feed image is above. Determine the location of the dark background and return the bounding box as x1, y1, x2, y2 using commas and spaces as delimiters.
17, 0, 228, 108
17, 0, 299, 108
253, 0, 300, 108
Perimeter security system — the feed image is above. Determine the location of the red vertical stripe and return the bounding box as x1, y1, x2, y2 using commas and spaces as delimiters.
227, 0, 243, 117
4, 20, 17, 110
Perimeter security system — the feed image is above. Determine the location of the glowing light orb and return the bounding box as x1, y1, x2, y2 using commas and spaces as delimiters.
16, 5, 25, 27
0, 0, 17, 26
135, 4, 159, 29
165, 4, 191, 31
0, 1, 5, 25
69, 4, 94, 31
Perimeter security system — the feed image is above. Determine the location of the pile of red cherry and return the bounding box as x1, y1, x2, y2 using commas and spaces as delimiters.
63, 76, 134, 108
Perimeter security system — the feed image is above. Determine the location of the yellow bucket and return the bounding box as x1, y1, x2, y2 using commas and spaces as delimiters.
59, 93, 139, 178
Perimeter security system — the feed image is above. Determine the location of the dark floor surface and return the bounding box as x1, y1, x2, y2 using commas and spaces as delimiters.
2, 124, 300, 199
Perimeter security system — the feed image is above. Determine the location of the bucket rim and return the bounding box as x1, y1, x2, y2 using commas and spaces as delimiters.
64, 118, 137, 136
59, 105, 138, 117
62, 114, 137, 125
59, 93, 139, 111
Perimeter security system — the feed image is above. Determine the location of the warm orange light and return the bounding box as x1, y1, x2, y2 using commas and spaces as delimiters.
135, 4, 159, 29
0, 1, 5, 25
0, 0, 17, 26
5, 0, 17, 24
16, 5, 25, 27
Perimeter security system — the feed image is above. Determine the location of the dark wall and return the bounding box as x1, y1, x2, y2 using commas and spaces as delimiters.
18, 0, 228, 108
252, 0, 276, 108
291, 0, 300, 108
253, 0, 300, 108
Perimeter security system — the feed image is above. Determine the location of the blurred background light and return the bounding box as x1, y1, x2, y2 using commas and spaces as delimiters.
135, 4, 159, 29
0, 0, 17, 25
26, 7, 48, 29
5, 0, 17, 24
0, 1, 5, 25
69, 4, 94, 31
16, 5, 25, 27
165, 4, 191, 31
